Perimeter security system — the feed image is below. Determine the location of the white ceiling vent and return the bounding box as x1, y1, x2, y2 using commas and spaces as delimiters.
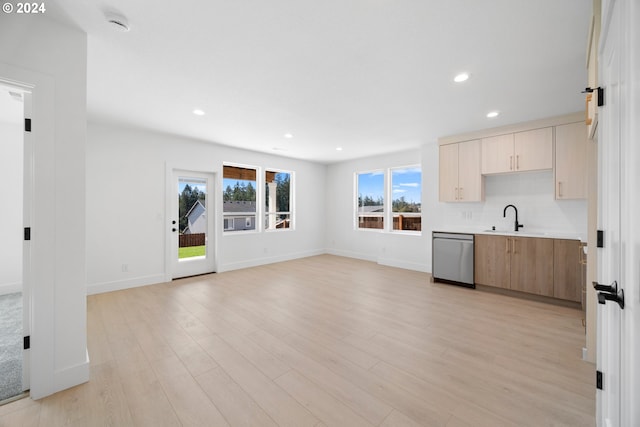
105, 12, 130, 32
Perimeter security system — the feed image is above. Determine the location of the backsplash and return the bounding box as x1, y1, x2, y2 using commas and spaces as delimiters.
438, 170, 587, 238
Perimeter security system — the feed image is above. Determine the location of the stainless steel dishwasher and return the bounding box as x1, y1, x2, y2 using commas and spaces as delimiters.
432, 232, 475, 288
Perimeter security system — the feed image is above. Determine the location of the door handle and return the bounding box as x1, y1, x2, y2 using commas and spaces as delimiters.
593, 280, 617, 294
598, 289, 624, 309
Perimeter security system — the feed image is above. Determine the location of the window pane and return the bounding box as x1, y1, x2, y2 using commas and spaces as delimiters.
357, 171, 384, 230
265, 170, 292, 230
178, 177, 207, 259
391, 167, 422, 232
223, 165, 257, 232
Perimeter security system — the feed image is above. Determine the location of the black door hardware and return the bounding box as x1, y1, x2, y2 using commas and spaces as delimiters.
172, 228, 177, 232
593, 280, 617, 294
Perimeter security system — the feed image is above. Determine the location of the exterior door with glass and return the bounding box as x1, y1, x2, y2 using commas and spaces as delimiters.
171, 170, 216, 279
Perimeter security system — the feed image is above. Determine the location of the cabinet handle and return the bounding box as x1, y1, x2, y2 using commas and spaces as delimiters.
558, 181, 563, 198
513, 239, 516, 254
455, 187, 458, 200
506, 238, 509, 253
516, 155, 520, 170
510, 155, 513, 170
459, 187, 463, 200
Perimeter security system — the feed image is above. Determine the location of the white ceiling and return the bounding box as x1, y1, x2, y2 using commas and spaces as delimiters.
48, 0, 591, 163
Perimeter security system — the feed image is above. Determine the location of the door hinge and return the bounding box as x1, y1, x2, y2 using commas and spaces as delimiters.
24, 227, 31, 241
25, 118, 31, 132
596, 370, 603, 390
23, 336, 30, 350
597, 230, 604, 248
597, 87, 604, 106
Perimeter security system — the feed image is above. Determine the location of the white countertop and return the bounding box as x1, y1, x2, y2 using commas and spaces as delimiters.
435, 228, 586, 243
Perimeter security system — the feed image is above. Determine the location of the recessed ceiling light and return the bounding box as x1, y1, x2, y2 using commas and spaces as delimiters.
284, 133, 293, 139
193, 109, 205, 116
486, 111, 500, 118
454, 73, 470, 83
336, 147, 343, 151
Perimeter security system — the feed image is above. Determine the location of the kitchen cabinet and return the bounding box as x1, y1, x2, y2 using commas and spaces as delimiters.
509, 237, 554, 297
474, 234, 510, 289
439, 139, 483, 202
481, 128, 552, 174
475, 234, 559, 298
555, 122, 587, 199
481, 134, 513, 174
553, 239, 582, 302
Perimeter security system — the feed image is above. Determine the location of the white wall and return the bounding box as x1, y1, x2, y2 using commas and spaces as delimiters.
326, 144, 587, 273
86, 122, 327, 293
0, 121, 22, 294
325, 149, 429, 272
0, 16, 88, 398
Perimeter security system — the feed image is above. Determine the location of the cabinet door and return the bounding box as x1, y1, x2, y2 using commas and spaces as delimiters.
458, 140, 483, 201
553, 239, 582, 301
510, 237, 554, 296
439, 143, 459, 202
474, 234, 510, 288
481, 134, 514, 174
514, 127, 553, 172
555, 122, 587, 199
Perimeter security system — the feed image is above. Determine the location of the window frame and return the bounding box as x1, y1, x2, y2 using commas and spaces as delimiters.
355, 169, 386, 232
264, 168, 294, 232
222, 162, 260, 235
389, 165, 422, 235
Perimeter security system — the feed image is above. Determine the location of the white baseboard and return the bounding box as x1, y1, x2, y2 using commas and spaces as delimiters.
219, 249, 325, 272
86, 274, 167, 295
377, 257, 429, 273
0, 282, 22, 295
324, 248, 377, 263
325, 249, 429, 273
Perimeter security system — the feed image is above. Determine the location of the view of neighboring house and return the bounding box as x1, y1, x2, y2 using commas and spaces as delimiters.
183, 200, 206, 234
223, 201, 256, 231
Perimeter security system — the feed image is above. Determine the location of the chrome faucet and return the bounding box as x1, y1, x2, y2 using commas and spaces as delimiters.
503, 204, 524, 232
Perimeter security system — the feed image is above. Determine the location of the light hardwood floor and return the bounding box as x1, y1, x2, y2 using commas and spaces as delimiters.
0, 255, 595, 426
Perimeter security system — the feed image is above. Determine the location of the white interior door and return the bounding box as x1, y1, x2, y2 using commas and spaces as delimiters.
171, 170, 216, 279
596, 0, 628, 425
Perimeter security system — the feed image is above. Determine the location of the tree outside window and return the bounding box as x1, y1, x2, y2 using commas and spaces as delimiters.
357, 171, 385, 230
223, 165, 257, 232
265, 170, 292, 230
391, 167, 422, 232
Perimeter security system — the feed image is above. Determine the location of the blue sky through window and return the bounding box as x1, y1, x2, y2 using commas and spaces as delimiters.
358, 172, 384, 204
392, 167, 421, 205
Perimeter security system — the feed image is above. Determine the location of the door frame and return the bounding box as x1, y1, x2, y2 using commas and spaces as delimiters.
164, 163, 218, 281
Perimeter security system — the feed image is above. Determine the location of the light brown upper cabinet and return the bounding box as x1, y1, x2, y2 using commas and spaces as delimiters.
439, 140, 483, 202
555, 122, 588, 199
481, 128, 552, 174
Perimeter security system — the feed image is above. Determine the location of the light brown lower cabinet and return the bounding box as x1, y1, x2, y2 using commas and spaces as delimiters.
474, 234, 581, 301
510, 237, 554, 297
553, 239, 582, 302
474, 234, 510, 289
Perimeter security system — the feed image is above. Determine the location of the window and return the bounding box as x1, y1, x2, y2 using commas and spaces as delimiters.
265, 170, 292, 230
223, 165, 257, 232
357, 171, 385, 230
391, 167, 422, 232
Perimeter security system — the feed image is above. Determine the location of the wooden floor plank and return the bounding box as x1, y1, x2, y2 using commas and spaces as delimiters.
0, 255, 595, 427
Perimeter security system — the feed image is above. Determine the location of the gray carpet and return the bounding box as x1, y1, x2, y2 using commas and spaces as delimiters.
0, 292, 22, 402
